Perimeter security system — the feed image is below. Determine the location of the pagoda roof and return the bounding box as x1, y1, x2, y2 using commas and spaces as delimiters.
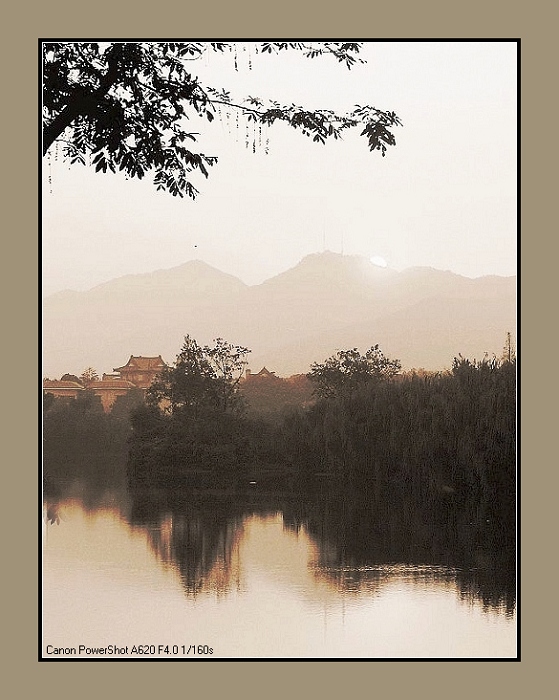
113, 355, 166, 372
88, 379, 138, 390
256, 367, 275, 375
43, 380, 84, 390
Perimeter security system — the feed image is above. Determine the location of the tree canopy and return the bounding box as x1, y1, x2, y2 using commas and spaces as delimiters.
307, 344, 402, 399
42, 42, 402, 198
130, 336, 252, 486
147, 335, 250, 417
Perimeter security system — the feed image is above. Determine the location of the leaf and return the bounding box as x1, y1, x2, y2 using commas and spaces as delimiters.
43, 42, 400, 198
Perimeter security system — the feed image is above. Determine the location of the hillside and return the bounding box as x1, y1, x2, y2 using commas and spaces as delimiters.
43, 253, 516, 377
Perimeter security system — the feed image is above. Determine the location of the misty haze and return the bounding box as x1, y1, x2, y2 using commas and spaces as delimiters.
42, 41, 517, 660
43, 252, 515, 379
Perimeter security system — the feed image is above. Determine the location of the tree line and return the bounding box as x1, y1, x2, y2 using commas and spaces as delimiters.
124, 335, 515, 528
43, 333, 516, 587
42, 388, 143, 498
44, 334, 516, 539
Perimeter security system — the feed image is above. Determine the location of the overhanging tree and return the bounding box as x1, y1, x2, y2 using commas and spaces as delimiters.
42, 42, 402, 198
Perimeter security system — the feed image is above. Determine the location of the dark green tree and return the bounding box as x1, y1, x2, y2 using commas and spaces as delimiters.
129, 336, 252, 486
147, 335, 250, 417
307, 344, 402, 399
42, 42, 402, 198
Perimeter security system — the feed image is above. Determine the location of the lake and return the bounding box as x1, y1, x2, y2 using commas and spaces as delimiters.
42, 486, 517, 659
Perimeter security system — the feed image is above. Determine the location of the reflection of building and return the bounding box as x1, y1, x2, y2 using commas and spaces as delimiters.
43, 355, 167, 412
113, 355, 167, 389
245, 367, 276, 380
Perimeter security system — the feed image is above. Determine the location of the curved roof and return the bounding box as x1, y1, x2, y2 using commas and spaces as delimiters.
113, 355, 166, 372
87, 379, 138, 390
43, 380, 84, 390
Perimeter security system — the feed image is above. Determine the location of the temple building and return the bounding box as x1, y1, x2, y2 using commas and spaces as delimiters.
245, 367, 277, 380
42, 379, 84, 400
113, 355, 167, 389
43, 355, 167, 412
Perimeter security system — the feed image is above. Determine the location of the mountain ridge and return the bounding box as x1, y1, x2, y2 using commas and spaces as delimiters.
43, 252, 516, 377
44, 253, 515, 300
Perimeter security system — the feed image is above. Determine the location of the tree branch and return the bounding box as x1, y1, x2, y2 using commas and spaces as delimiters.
43, 50, 120, 155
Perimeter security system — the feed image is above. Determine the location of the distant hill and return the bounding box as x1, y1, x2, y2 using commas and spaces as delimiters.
43, 253, 516, 378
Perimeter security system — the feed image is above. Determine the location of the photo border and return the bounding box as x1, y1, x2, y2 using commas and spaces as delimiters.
8, 0, 546, 693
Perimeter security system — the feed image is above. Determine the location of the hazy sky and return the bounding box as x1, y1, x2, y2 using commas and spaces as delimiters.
42, 41, 517, 296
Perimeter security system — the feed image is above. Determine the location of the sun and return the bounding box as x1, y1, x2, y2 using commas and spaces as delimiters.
370, 255, 388, 268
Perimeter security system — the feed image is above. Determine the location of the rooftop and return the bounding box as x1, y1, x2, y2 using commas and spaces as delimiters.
114, 355, 166, 372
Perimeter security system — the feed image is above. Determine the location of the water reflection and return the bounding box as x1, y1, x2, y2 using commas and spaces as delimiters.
284, 497, 516, 617
128, 492, 246, 596
43, 483, 516, 658
44, 483, 515, 616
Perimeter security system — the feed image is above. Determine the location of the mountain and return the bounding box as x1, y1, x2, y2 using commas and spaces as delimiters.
42, 253, 516, 378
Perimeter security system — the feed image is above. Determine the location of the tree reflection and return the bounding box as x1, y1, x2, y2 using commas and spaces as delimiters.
124, 490, 515, 612
283, 493, 516, 615
43, 475, 515, 613
127, 492, 247, 595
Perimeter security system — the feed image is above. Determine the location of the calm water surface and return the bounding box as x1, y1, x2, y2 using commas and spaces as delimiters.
42, 489, 516, 659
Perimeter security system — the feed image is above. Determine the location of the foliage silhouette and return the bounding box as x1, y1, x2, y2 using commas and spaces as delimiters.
307, 344, 402, 399
43, 390, 131, 495
44, 346, 516, 609
240, 373, 314, 419
128, 336, 252, 487
146, 335, 250, 417
42, 42, 402, 198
